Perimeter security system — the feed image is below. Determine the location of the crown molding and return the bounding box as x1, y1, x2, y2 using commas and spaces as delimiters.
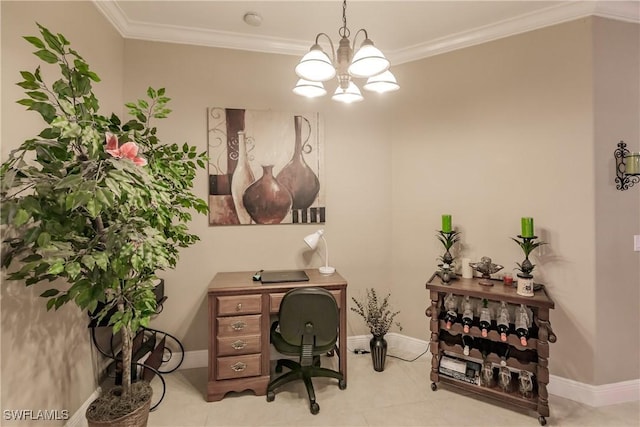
93, 1, 639, 64
92, 0, 309, 56
391, 1, 640, 64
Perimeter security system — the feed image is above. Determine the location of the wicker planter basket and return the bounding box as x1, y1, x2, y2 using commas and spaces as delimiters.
86, 383, 152, 427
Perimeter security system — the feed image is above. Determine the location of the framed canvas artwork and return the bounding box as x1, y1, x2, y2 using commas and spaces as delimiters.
207, 108, 325, 225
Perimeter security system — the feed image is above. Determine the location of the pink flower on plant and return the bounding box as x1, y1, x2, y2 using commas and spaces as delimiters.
105, 132, 147, 166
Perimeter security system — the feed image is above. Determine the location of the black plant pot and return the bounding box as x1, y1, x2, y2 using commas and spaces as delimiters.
370, 335, 388, 372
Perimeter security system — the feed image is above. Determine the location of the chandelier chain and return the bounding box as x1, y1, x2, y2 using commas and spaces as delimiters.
339, 0, 350, 38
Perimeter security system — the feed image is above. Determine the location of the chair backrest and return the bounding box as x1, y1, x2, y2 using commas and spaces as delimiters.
278, 287, 339, 348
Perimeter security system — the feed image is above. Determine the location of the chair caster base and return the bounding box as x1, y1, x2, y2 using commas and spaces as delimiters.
266, 391, 275, 402
538, 416, 546, 426
310, 402, 320, 415
338, 379, 347, 390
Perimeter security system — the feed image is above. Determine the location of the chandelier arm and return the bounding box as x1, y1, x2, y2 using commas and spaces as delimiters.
351, 28, 369, 51
314, 32, 337, 64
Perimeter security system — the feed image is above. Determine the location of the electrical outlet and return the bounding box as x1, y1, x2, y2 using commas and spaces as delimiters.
634, 235, 640, 252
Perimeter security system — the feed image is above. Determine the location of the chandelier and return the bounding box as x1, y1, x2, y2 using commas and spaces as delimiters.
293, 0, 399, 103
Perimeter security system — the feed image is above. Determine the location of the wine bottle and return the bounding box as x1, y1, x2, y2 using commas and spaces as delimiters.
496, 301, 510, 342
461, 296, 474, 333
462, 335, 474, 356
479, 298, 492, 338
444, 293, 458, 330
515, 304, 531, 346
494, 342, 510, 367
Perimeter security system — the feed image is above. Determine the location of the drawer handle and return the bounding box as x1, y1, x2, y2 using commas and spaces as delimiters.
231, 340, 247, 350
236, 303, 242, 311
231, 321, 246, 331
231, 362, 247, 372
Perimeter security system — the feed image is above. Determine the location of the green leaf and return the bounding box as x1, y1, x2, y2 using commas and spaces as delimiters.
46, 298, 56, 311
23, 36, 45, 49
28, 102, 57, 123
94, 252, 108, 271
46, 262, 64, 275
40, 289, 59, 297
65, 262, 81, 280
26, 91, 49, 101
13, 209, 30, 226
85, 198, 100, 219
55, 174, 83, 189
37, 232, 51, 247
81, 255, 96, 270
38, 24, 64, 54
34, 49, 59, 64
20, 70, 37, 81
17, 81, 40, 90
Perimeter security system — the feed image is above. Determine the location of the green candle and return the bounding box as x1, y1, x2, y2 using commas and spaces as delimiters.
442, 214, 452, 232
521, 217, 534, 238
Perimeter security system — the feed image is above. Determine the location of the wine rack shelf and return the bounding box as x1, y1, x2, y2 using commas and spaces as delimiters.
426, 275, 557, 426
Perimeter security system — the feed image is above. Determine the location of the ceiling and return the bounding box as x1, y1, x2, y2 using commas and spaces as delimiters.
94, 1, 639, 64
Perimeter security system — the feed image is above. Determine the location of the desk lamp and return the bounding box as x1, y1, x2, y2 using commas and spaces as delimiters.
304, 229, 335, 275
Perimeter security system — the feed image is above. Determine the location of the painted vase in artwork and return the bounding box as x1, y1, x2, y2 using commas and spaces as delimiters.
230, 131, 255, 224
243, 165, 292, 224
276, 115, 320, 209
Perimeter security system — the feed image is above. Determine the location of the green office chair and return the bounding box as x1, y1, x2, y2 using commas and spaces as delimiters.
266, 287, 346, 414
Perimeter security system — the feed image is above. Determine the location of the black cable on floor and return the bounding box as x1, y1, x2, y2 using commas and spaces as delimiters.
348, 342, 430, 363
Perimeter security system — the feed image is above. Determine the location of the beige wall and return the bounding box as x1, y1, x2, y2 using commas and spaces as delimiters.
592, 18, 640, 385
120, 40, 393, 348
390, 18, 598, 383
1, 1, 124, 424
1, 1, 639, 421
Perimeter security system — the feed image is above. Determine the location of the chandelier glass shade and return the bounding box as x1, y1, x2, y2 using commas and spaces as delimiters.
293, 0, 399, 103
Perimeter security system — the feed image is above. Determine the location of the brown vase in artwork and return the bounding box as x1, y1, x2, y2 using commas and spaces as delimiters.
243, 165, 292, 224
276, 115, 320, 209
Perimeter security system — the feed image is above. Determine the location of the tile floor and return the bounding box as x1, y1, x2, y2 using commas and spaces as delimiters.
147, 352, 639, 427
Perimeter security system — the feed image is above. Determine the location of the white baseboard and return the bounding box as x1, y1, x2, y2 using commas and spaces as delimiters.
65, 388, 100, 427
548, 375, 640, 407
180, 349, 208, 370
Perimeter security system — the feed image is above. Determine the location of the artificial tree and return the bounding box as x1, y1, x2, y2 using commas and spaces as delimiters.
1, 24, 207, 421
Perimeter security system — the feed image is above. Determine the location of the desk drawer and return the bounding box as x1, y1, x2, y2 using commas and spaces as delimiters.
217, 334, 261, 356
217, 294, 262, 316
216, 354, 262, 380
270, 290, 342, 313
217, 314, 261, 337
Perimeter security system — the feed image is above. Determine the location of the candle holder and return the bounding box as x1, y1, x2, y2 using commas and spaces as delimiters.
511, 235, 546, 296
614, 141, 640, 191
436, 230, 460, 284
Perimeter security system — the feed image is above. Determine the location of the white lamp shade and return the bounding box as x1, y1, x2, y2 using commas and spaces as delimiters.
293, 79, 327, 98
348, 40, 390, 78
363, 70, 400, 93
332, 81, 364, 103
303, 229, 335, 275
295, 46, 336, 82
304, 229, 323, 249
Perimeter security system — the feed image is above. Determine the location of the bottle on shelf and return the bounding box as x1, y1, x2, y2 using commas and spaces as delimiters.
479, 298, 492, 338
494, 341, 511, 367
515, 304, 531, 346
462, 335, 474, 356
496, 301, 510, 342
461, 296, 474, 333
444, 293, 458, 330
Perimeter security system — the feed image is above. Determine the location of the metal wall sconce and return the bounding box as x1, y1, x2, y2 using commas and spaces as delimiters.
614, 141, 640, 190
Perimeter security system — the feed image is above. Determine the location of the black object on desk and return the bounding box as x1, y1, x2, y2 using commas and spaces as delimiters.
260, 270, 309, 284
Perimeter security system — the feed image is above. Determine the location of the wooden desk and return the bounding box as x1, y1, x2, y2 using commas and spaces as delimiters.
207, 269, 348, 402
